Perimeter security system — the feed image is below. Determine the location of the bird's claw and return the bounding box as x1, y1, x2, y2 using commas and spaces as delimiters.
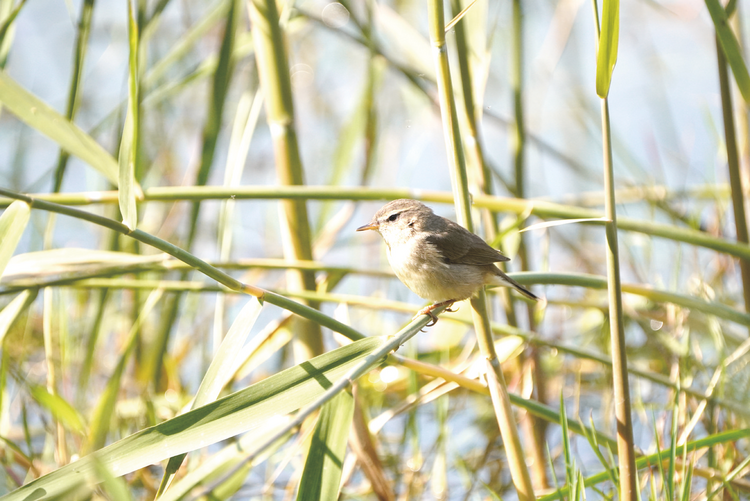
415, 300, 456, 329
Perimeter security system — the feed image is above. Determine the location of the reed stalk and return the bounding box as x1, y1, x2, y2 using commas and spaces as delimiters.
592, 0, 637, 492
716, 30, 750, 312
600, 98, 637, 499
427, 0, 534, 497
248, 0, 323, 361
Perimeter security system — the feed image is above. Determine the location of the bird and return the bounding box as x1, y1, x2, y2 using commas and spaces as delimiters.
357, 199, 539, 325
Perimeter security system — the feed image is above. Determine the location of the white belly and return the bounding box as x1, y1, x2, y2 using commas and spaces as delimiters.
386, 237, 485, 302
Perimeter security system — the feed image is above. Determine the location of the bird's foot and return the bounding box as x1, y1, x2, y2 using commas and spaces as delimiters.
415, 300, 456, 328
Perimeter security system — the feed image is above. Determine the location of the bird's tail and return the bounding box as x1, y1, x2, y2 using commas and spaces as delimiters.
488, 270, 539, 301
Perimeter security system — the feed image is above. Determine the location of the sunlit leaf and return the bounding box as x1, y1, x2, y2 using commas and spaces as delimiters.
1, 248, 169, 283
159, 297, 263, 495
595, 0, 619, 97
0, 72, 121, 185
2, 336, 382, 500
0, 201, 29, 279
0, 290, 36, 344
296, 390, 354, 501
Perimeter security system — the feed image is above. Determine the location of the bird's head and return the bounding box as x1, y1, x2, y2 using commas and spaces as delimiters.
356, 199, 434, 245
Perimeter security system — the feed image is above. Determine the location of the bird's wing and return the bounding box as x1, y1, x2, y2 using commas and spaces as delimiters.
426, 220, 511, 265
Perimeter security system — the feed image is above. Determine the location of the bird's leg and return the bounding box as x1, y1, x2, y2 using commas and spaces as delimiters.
415, 300, 456, 327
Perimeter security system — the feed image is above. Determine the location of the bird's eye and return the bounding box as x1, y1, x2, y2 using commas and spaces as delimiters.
388, 213, 399, 222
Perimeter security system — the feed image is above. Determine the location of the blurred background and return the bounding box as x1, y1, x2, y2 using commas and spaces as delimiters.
0, 0, 749, 497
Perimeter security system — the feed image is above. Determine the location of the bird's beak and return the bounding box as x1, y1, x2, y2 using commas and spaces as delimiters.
356, 221, 379, 232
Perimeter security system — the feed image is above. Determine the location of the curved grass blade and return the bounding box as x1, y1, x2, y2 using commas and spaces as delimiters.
0, 336, 382, 501
0, 200, 29, 278
296, 390, 354, 501
0, 72, 120, 186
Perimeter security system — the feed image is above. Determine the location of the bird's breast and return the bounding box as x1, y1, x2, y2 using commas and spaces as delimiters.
386, 236, 483, 302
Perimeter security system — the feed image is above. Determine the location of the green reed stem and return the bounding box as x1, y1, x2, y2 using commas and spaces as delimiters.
427, 0, 534, 497
7, 186, 750, 264
601, 96, 637, 499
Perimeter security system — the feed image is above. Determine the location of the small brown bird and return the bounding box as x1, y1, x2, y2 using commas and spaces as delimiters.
357, 199, 538, 324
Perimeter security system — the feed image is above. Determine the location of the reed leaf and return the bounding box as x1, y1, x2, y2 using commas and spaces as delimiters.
0, 72, 120, 186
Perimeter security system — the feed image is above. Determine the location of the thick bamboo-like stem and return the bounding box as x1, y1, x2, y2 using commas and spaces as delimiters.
716, 34, 750, 312
427, 0, 534, 498
601, 98, 637, 500
248, 0, 323, 360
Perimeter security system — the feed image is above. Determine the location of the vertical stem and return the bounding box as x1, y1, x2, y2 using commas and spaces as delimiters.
601, 98, 637, 500
428, 0, 535, 498
716, 35, 750, 311
510, 0, 548, 488
249, 0, 323, 361
511, 0, 525, 202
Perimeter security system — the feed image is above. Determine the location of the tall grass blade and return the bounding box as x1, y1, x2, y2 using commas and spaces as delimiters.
594, 0, 637, 483
714, 24, 750, 310
186, 0, 237, 244
679, 459, 694, 501
296, 390, 354, 500
667, 389, 679, 500
651, 412, 667, 498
